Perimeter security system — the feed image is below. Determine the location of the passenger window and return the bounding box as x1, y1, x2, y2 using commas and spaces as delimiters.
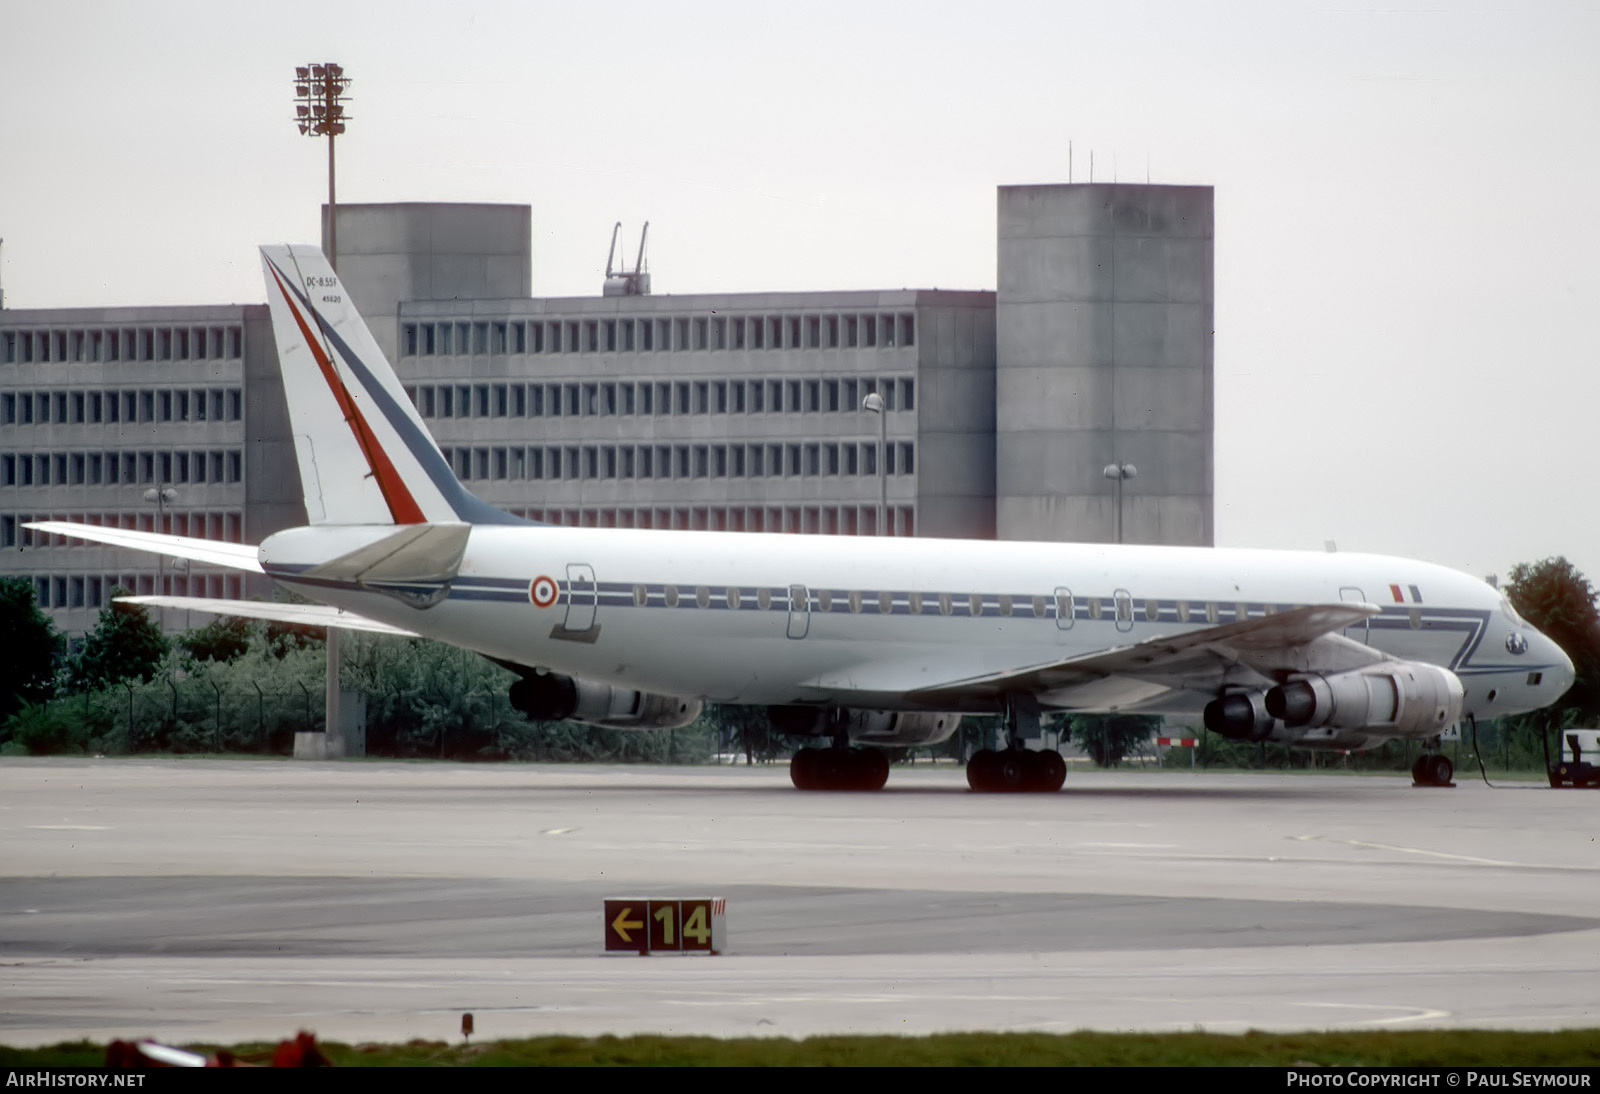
632, 584, 646, 607
727, 586, 741, 610
849, 590, 863, 613
1205, 602, 1218, 624
696, 586, 710, 608
818, 589, 834, 612
939, 593, 953, 616
968, 594, 983, 616
1176, 601, 1189, 622
878, 592, 893, 614
757, 588, 772, 611
1033, 596, 1047, 619
664, 585, 680, 608
998, 595, 1013, 617
909, 592, 923, 614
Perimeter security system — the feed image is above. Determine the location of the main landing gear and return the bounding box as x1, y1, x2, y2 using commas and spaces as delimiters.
964, 700, 1067, 793
789, 746, 890, 791
788, 709, 892, 791
1411, 737, 1454, 788
966, 748, 1067, 792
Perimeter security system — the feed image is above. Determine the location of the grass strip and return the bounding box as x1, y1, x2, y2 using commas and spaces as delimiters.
5, 1029, 1599, 1067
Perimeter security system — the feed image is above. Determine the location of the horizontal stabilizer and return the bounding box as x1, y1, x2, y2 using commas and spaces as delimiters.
24, 522, 263, 573
115, 596, 419, 636
305, 522, 471, 585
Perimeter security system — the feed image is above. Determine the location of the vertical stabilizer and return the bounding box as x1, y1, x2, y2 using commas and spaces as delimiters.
259, 244, 523, 526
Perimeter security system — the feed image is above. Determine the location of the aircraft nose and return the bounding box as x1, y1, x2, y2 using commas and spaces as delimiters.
1543, 631, 1576, 701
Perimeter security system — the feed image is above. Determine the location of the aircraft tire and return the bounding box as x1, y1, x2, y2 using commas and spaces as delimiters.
966, 750, 997, 791
789, 748, 818, 790
992, 751, 1030, 791
1427, 754, 1454, 786
1030, 750, 1067, 792
852, 748, 890, 791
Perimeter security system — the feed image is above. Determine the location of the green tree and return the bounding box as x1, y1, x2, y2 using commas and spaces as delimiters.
179, 615, 253, 664
68, 590, 170, 692
1068, 713, 1160, 767
3, 701, 81, 755
1497, 558, 1600, 766
702, 703, 788, 764
1505, 557, 1600, 720
0, 578, 63, 722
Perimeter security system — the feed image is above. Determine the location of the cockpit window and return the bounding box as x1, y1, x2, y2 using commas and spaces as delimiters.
1499, 595, 1528, 628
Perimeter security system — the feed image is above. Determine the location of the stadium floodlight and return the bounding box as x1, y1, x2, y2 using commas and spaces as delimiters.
291, 61, 353, 270
292, 61, 355, 745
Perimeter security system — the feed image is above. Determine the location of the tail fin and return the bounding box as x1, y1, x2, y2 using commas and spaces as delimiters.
259, 244, 523, 526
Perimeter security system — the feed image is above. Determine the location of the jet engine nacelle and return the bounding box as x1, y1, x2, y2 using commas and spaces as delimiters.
767, 705, 963, 746
846, 710, 963, 747
1265, 662, 1463, 737
509, 673, 702, 730
1203, 690, 1275, 741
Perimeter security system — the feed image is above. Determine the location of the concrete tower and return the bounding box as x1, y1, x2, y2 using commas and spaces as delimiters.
995, 183, 1213, 546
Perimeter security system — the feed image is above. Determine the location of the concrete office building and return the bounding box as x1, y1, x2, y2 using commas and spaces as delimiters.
334, 203, 997, 541
0, 306, 296, 636
2, 184, 1212, 637
996, 184, 1214, 546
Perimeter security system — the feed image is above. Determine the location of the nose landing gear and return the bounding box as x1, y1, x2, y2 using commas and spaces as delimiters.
1411, 739, 1455, 788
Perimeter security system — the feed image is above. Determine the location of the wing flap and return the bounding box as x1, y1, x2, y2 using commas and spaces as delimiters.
24, 521, 264, 573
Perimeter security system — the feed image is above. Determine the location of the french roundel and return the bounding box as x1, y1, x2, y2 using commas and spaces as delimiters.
529, 575, 560, 608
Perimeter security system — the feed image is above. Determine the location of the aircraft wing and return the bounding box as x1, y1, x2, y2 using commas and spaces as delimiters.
115, 596, 420, 637
900, 602, 1388, 710
24, 521, 263, 573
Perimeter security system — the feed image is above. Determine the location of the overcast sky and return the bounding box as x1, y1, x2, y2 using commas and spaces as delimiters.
3, 1, 1597, 585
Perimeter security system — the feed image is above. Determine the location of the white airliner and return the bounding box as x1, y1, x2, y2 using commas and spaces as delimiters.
28, 244, 1575, 791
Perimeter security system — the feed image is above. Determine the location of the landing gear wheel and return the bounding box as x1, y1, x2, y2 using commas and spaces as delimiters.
790, 746, 889, 791
1411, 753, 1454, 787
1427, 754, 1454, 786
852, 747, 890, 791
1030, 750, 1068, 792
966, 749, 1066, 792
966, 749, 999, 792
790, 747, 819, 790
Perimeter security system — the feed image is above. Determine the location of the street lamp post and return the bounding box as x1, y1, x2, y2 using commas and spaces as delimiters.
142, 485, 178, 593
1102, 462, 1136, 544
862, 392, 887, 536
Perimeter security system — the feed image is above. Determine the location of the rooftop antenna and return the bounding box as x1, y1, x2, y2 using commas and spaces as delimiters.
603, 221, 651, 296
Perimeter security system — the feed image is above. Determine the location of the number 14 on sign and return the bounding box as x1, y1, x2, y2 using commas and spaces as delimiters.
604, 898, 725, 955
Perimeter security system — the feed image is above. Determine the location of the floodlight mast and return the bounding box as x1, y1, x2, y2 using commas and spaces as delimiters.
293, 63, 354, 757
293, 63, 352, 270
